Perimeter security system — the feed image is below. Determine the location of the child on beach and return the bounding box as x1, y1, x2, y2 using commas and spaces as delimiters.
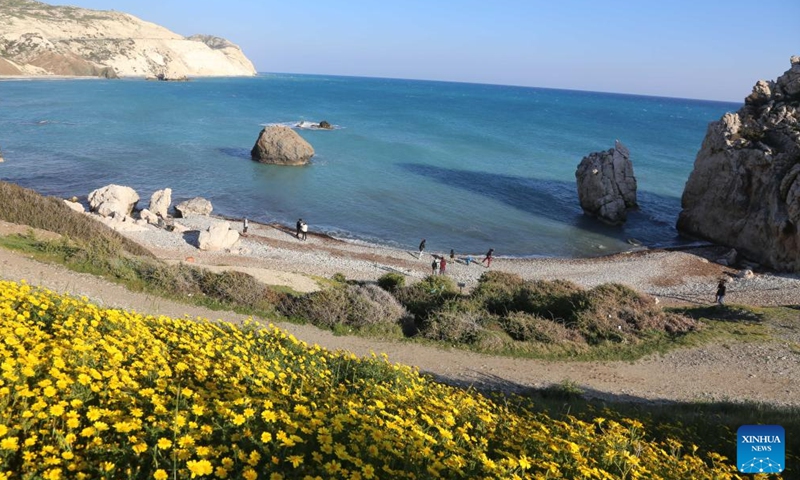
431, 256, 439, 275
439, 256, 447, 275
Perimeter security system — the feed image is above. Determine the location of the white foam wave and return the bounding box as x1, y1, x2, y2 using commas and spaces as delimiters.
260, 120, 343, 130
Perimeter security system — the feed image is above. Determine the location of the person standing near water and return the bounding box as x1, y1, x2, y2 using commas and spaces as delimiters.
482, 248, 494, 267
300, 220, 308, 241
431, 256, 439, 275
296, 219, 303, 239
243, 218, 248, 235
715, 279, 727, 305
439, 256, 447, 275
418, 239, 426, 258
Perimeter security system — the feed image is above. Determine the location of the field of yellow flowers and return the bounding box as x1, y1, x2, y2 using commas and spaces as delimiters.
0, 279, 746, 479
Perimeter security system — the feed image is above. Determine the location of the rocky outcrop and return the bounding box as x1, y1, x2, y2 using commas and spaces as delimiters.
175, 197, 213, 217
251, 125, 315, 166
677, 56, 800, 272
575, 140, 638, 225
0, 0, 256, 78
88, 184, 139, 217
198, 221, 239, 251
149, 188, 171, 218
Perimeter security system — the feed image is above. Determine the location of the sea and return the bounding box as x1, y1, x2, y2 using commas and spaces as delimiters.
0, 74, 740, 258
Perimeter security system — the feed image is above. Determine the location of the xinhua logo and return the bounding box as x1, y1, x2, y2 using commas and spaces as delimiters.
737, 425, 785, 474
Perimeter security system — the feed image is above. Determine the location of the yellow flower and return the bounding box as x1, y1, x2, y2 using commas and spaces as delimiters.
0, 437, 19, 451
288, 455, 303, 468
243, 468, 258, 480
260, 432, 272, 443
153, 470, 168, 480
187, 459, 213, 478
157, 438, 172, 450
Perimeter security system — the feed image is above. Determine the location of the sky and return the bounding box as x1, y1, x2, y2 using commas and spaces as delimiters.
48, 0, 800, 102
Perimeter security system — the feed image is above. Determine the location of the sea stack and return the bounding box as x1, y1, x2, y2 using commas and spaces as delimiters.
575, 140, 638, 225
251, 125, 315, 166
677, 56, 800, 272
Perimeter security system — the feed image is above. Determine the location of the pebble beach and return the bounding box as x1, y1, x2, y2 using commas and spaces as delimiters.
114, 213, 800, 307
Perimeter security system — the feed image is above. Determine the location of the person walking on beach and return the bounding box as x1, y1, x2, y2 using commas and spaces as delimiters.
715, 279, 727, 305
482, 248, 494, 267
300, 220, 308, 241
431, 256, 439, 276
439, 256, 447, 275
242, 218, 248, 235
296, 219, 303, 239
418, 239, 426, 258
450, 249, 455, 262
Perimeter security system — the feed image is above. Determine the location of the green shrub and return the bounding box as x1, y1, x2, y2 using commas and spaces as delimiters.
471, 271, 525, 314
377, 272, 406, 291
394, 275, 459, 321
279, 284, 408, 335
421, 309, 484, 344
501, 311, 584, 344
511, 279, 585, 321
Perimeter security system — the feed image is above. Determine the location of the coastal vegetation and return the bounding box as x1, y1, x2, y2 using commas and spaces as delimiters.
0, 280, 755, 479
1, 181, 799, 476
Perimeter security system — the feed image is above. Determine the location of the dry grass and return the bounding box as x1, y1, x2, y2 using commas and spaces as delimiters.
0, 181, 153, 258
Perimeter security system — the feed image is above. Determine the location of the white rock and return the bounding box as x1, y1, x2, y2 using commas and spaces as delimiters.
149, 188, 172, 218
88, 184, 139, 217
63, 199, 85, 213
198, 221, 239, 251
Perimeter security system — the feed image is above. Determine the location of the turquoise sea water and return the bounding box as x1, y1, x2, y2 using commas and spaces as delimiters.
0, 74, 739, 257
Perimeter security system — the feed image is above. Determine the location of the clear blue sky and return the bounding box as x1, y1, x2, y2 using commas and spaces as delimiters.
50, 0, 799, 101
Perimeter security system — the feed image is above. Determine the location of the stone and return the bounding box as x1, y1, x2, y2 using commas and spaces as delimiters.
251, 125, 315, 165
575, 140, 637, 225
149, 188, 172, 218
174, 197, 213, 217
88, 184, 139, 217
139, 209, 159, 225
318, 120, 332, 129
677, 57, 800, 272
198, 221, 240, 251
171, 222, 189, 234
737, 269, 755, 279
63, 199, 85, 213
92, 213, 148, 232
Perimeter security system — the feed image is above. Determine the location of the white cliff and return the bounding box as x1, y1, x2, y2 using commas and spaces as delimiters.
0, 0, 256, 78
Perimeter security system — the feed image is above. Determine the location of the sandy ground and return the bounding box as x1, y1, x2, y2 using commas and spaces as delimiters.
1, 217, 799, 406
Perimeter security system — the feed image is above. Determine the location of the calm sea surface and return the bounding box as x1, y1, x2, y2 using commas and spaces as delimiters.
0, 74, 739, 257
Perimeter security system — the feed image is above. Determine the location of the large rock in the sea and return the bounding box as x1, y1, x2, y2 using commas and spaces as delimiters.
149, 188, 172, 218
198, 221, 239, 251
174, 197, 213, 217
251, 125, 315, 166
88, 184, 139, 217
677, 56, 800, 272
575, 140, 638, 225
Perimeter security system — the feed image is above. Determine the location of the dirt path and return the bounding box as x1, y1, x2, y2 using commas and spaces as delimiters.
2, 246, 798, 407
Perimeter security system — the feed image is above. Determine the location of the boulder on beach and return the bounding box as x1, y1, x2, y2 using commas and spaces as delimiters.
318, 120, 332, 129
575, 140, 637, 225
677, 56, 800, 272
198, 221, 240, 251
174, 197, 213, 218
63, 198, 85, 213
149, 188, 172, 218
88, 184, 139, 217
251, 125, 314, 165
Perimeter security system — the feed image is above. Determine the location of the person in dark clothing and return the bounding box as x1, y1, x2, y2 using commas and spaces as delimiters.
481, 248, 494, 267
715, 280, 727, 305
431, 256, 439, 275
296, 219, 303, 239
449, 249, 455, 262
418, 239, 426, 258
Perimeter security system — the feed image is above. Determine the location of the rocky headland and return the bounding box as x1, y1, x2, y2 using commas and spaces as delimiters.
0, 0, 256, 78
678, 56, 800, 272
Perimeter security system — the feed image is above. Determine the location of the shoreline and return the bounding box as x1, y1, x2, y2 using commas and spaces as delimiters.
107, 212, 800, 307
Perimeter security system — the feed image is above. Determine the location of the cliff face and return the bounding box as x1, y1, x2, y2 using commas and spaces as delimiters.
677, 56, 800, 271
0, 0, 256, 78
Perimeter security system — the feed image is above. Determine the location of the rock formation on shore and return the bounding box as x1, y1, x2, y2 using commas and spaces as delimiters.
0, 0, 256, 78
251, 125, 315, 166
575, 140, 638, 225
677, 56, 800, 272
